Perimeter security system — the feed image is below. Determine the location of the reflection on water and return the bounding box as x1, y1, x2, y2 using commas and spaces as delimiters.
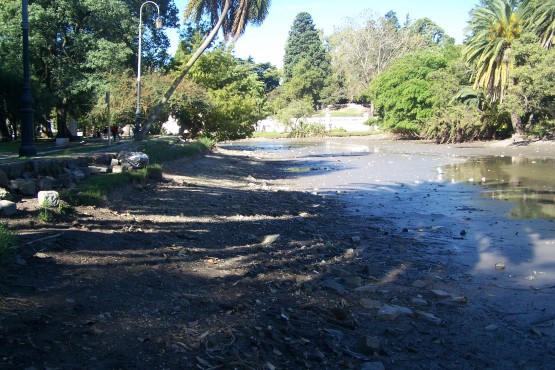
443, 156, 555, 219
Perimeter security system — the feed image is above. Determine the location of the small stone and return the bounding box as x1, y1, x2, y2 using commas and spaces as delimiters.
88, 166, 110, 174
460, 229, 466, 236
416, 310, 442, 325
377, 305, 412, 321
364, 336, 380, 350
344, 248, 356, 257
411, 297, 428, 306
0, 200, 17, 216
431, 289, 452, 298
355, 284, 377, 293
412, 279, 426, 288
0, 187, 11, 200
495, 262, 505, 270
485, 324, 498, 331
111, 165, 125, 174
451, 296, 468, 304
360, 298, 382, 309
350, 236, 361, 243
261, 234, 280, 245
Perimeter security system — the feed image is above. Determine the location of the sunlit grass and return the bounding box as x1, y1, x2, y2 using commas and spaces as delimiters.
62, 137, 214, 206
0, 224, 17, 261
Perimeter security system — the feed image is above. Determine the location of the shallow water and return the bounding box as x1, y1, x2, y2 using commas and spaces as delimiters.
443, 156, 555, 219
221, 137, 555, 288
222, 138, 555, 220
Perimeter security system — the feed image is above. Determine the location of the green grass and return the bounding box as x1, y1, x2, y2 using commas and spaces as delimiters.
63, 171, 132, 206
62, 137, 213, 206
0, 141, 21, 154
0, 224, 17, 260
130, 136, 213, 164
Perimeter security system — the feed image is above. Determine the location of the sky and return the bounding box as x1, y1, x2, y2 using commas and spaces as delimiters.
168, 0, 480, 67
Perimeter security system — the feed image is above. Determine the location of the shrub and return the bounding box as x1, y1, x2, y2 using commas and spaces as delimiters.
288, 121, 326, 138
0, 224, 17, 260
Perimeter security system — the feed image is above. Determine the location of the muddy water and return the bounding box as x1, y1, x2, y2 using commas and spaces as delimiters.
221, 137, 555, 291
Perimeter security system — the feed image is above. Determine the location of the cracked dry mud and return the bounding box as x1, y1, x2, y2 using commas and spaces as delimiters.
1, 147, 554, 369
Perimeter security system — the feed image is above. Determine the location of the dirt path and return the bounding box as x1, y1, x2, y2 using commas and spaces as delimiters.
1, 147, 554, 369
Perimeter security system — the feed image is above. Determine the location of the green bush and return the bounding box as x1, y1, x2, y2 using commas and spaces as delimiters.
422, 105, 490, 143
288, 121, 326, 138
0, 224, 17, 259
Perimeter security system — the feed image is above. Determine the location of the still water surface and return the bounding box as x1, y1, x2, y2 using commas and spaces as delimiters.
221, 138, 555, 220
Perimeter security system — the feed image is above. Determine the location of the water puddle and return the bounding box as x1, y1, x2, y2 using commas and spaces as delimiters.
443, 156, 555, 219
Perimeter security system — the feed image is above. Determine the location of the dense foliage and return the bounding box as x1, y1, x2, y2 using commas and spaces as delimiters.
351, 1, 555, 141
2, 0, 555, 145
282, 12, 331, 109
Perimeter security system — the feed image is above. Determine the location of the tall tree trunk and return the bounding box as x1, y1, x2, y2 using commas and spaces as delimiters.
56, 97, 72, 138
135, 0, 231, 141
510, 112, 525, 137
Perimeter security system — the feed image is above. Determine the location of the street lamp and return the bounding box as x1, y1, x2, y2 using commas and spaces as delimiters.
133, 1, 162, 138
19, 0, 37, 157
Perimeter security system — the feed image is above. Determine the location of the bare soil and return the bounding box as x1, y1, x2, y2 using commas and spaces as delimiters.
1, 146, 554, 369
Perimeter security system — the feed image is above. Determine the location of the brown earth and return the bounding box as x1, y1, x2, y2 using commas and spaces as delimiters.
1, 146, 554, 369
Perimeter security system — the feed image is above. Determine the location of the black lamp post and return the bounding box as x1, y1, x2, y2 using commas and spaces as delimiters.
19, 0, 37, 157
133, 1, 162, 139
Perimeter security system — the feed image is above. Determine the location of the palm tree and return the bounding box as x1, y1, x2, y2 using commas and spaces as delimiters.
137, 0, 271, 140
522, 0, 555, 48
185, 0, 271, 41
463, 0, 522, 104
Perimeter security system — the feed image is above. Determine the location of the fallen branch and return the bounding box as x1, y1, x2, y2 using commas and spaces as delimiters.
23, 233, 63, 246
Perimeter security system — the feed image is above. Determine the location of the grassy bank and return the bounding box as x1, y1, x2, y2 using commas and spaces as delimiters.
63, 136, 214, 206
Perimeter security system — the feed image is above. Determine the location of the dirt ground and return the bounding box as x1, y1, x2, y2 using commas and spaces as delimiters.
1, 144, 554, 369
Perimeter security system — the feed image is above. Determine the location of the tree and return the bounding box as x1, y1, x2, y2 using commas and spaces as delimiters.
0, 0, 178, 140
463, 0, 522, 104
139, 0, 271, 140
522, 0, 555, 48
364, 48, 455, 136
327, 11, 441, 102
411, 18, 455, 46
463, 0, 525, 134
282, 12, 331, 107
503, 32, 555, 136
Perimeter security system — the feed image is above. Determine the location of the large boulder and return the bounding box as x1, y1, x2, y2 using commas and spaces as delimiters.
10, 178, 36, 196
0, 200, 17, 216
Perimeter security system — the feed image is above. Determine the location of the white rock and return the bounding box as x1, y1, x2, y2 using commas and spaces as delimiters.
0, 200, 17, 216
38, 190, 60, 207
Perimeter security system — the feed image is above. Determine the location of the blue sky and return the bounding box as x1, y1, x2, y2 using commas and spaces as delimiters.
169, 0, 479, 67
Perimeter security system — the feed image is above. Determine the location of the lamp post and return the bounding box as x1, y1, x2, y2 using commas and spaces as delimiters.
133, 1, 162, 138
19, 0, 37, 157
